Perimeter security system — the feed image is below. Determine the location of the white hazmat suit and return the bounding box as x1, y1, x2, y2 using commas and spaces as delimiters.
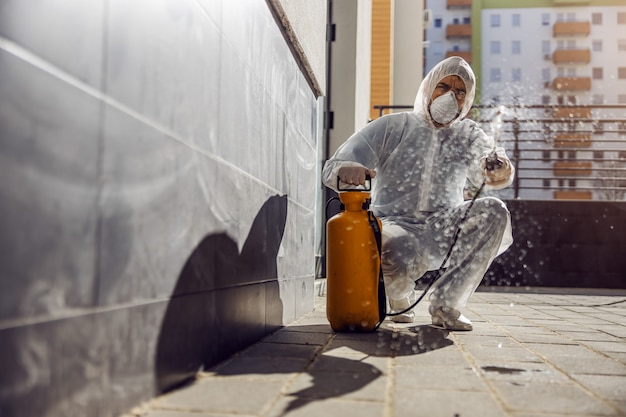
322, 57, 514, 330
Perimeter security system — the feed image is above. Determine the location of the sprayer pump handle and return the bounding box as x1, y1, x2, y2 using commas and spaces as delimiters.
337, 174, 372, 191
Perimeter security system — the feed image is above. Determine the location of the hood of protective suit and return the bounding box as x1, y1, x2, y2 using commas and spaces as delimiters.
413, 56, 476, 125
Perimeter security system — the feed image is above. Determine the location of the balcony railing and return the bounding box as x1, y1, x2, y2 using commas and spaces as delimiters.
553, 21, 590, 36
371, 104, 626, 201
553, 77, 591, 91
447, 0, 471, 7
446, 23, 471, 38
552, 49, 591, 64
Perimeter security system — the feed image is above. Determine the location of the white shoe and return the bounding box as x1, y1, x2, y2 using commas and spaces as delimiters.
429, 305, 473, 331
389, 297, 415, 323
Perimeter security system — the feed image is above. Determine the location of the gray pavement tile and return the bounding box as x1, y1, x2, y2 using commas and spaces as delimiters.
476, 361, 569, 385
580, 341, 626, 353
209, 356, 311, 381
394, 364, 486, 392
142, 411, 252, 417
491, 381, 617, 415
542, 355, 626, 375
261, 329, 331, 345
458, 341, 541, 363
394, 389, 508, 417
154, 378, 284, 415
285, 370, 388, 402
240, 341, 320, 359
571, 374, 626, 400
310, 351, 389, 374
264, 397, 385, 417
393, 345, 469, 367
512, 333, 579, 344
560, 330, 624, 343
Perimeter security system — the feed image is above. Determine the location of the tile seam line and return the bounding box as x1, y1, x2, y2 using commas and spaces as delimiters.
0, 35, 312, 214
448, 331, 516, 417
473, 307, 626, 416
259, 331, 336, 417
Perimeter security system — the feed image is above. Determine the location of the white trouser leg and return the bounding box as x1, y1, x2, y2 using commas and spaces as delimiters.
428, 197, 512, 310
380, 223, 428, 300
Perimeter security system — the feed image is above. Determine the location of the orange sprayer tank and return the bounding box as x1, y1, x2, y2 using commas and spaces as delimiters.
326, 189, 382, 332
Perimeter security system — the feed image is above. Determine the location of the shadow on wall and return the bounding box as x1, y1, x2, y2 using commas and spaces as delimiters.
155, 195, 288, 393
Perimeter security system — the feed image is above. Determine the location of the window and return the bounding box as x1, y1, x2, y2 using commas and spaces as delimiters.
568, 179, 576, 188
592, 94, 603, 105
490, 41, 501, 54
594, 151, 604, 160
619, 40, 626, 51
558, 179, 565, 188
512, 68, 521, 81
490, 68, 501, 82
566, 13, 576, 22
434, 18, 442, 28
567, 95, 576, 104
543, 179, 550, 188
566, 40, 576, 50
512, 14, 521, 27
618, 12, 626, 24
619, 67, 626, 79
568, 150, 576, 159
557, 67, 565, 77
620, 150, 626, 160
592, 13, 602, 25
567, 67, 576, 77
453, 18, 460, 24
542, 150, 551, 161
491, 14, 501, 27
542, 13, 550, 26
512, 40, 521, 54
556, 13, 564, 22
542, 95, 551, 104
463, 17, 471, 24
592, 67, 603, 79
592, 40, 603, 52
542, 68, 551, 81
557, 95, 565, 105
542, 40, 551, 55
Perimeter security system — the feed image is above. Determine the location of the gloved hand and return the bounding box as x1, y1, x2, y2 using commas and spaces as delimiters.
337, 165, 376, 185
480, 148, 513, 187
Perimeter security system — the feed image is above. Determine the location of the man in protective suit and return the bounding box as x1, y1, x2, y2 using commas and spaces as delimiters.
322, 57, 514, 331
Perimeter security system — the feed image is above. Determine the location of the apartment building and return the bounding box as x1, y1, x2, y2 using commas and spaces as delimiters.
425, 0, 626, 201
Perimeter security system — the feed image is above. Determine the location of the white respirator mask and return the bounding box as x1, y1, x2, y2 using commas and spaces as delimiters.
429, 91, 460, 125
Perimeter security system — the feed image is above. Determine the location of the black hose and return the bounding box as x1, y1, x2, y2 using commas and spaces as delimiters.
386, 181, 487, 317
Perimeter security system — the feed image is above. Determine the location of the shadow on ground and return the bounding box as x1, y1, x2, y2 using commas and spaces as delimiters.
213, 323, 452, 414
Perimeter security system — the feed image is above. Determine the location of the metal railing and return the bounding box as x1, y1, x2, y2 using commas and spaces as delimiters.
372, 104, 626, 201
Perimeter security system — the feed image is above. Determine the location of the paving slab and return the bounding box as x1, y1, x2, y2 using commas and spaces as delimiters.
121, 287, 626, 417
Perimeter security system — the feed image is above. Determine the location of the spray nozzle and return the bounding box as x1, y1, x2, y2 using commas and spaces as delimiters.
485, 151, 503, 171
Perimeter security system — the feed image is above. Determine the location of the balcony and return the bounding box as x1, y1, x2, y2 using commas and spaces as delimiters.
553, 77, 591, 91
447, 0, 471, 7
552, 48, 591, 64
552, 107, 592, 118
553, 133, 592, 148
553, 21, 590, 37
553, 190, 593, 200
553, 161, 592, 176
446, 24, 471, 38
445, 50, 472, 63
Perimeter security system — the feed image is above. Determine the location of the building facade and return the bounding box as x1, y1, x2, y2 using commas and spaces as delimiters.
425, 0, 626, 201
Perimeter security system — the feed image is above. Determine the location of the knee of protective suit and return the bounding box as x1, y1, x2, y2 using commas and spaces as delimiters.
472, 197, 510, 230
381, 232, 429, 279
